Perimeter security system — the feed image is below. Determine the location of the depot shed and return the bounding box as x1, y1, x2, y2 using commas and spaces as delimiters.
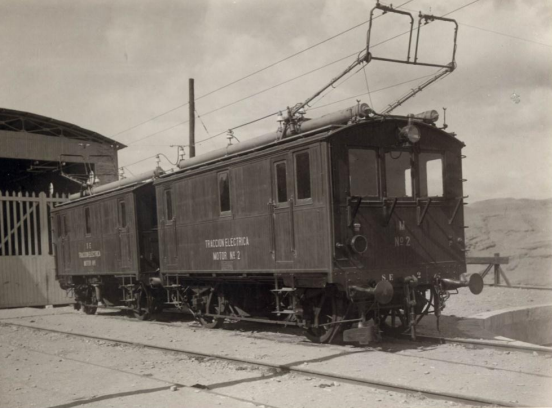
0, 108, 124, 308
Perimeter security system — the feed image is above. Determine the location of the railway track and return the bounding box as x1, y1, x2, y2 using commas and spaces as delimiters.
4, 308, 550, 356
398, 333, 552, 355
46, 307, 552, 356
0, 320, 530, 407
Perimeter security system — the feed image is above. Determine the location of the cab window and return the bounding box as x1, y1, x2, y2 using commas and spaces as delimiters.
349, 148, 378, 197
385, 151, 413, 198
419, 152, 444, 197
295, 151, 312, 201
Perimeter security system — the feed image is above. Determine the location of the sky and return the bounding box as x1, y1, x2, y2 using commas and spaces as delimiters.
1, 0, 551, 202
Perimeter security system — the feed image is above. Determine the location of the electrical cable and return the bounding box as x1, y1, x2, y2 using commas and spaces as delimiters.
308, 72, 436, 111
460, 23, 552, 48
124, 70, 434, 150
125, 0, 476, 147
123, 0, 481, 164
363, 65, 375, 110
120, 154, 158, 169
195, 109, 211, 137
125, 50, 359, 146
396, 3, 549, 48
109, 0, 415, 141
307, 61, 367, 110
155, 153, 178, 167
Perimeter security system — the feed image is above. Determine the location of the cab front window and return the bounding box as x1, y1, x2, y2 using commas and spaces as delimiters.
419, 152, 444, 197
348, 148, 378, 197
385, 150, 413, 198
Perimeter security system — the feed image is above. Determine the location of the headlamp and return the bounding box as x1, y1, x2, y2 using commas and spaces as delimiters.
400, 115, 420, 144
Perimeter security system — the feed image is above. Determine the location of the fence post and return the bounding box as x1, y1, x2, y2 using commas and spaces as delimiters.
494, 252, 500, 285
39, 192, 49, 255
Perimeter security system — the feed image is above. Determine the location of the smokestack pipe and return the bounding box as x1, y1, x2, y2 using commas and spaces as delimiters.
189, 78, 196, 158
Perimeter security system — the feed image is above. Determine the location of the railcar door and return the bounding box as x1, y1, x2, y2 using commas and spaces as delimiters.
117, 198, 132, 270
56, 213, 71, 274
270, 155, 294, 263
160, 188, 178, 267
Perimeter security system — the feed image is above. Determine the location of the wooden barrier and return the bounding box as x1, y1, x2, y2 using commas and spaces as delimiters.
0, 190, 70, 308
467, 252, 510, 286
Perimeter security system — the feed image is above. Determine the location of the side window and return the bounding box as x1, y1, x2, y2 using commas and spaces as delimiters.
118, 200, 127, 229
84, 207, 92, 235
385, 151, 413, 198
419, 152, 444, 197
218, 171, 231, 214
295, 151, 312, 201
164, 189, 174, 221
349, 148, 378, 197
275, 161, 288, 203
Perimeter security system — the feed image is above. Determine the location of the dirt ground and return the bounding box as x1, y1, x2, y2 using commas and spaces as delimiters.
1, 286, 552, 408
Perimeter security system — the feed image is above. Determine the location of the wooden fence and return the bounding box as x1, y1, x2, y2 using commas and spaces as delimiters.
467, 252, 510, 286
0, 190, 71, 308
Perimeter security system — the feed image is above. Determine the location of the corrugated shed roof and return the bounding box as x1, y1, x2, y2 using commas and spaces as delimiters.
0, 107, 126, 149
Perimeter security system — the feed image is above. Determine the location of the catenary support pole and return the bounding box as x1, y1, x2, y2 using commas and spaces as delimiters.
189, 78, 196, 158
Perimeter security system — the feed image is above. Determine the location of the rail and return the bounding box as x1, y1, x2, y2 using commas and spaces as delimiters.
467, 252, 510, 286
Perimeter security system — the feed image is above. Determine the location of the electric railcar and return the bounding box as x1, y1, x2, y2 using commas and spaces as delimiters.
53, 104, 483, 344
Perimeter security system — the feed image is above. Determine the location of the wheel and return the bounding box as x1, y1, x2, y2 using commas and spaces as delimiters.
152, 299, 165, 314
198, 290, 224, 329
304, 294, 340, 343
82, 289, 98, 315
379, 307, 408, 335
131, 283, 152, 321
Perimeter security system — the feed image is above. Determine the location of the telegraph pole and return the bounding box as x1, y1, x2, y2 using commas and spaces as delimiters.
189, 78, 196, 158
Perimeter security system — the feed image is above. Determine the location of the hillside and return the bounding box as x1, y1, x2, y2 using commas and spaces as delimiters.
465, 198, 552, 287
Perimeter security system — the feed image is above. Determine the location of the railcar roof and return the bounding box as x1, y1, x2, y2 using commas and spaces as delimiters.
52, 181, 152, 212
154, 117, 462, 186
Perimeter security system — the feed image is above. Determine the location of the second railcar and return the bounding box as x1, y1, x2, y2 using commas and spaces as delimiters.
53, 182, 161, 318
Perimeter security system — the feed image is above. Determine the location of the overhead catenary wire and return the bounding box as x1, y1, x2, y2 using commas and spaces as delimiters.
362, 65, 375, 110
120, 154, 158, 169
125, 50, 359, 146
307, 59, 368, 110
195, 109, 211, 137
122, 0, 482, 167
123, 70, 438, 151
308, 72, 436, 112
388, 2, 550, 48
126, 0, 481, 147
110, 0, 415, 141
460, 22, 552, 48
